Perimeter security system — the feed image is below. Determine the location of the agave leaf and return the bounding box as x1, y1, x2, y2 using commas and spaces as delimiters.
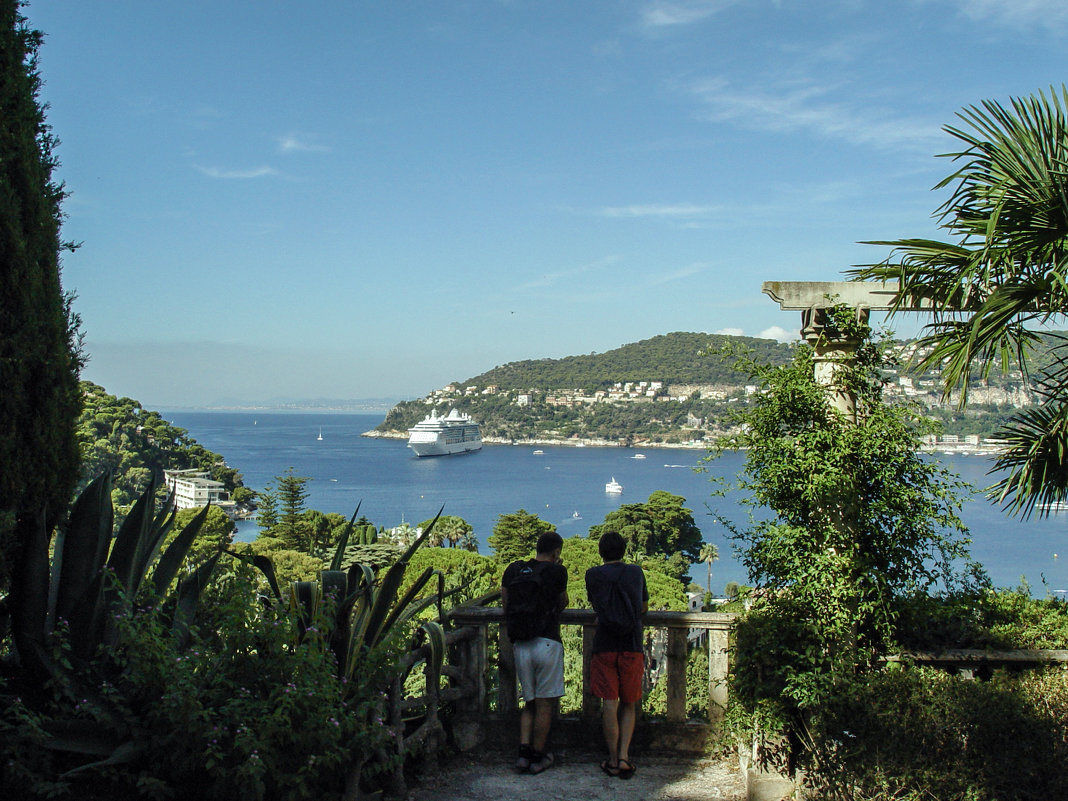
225, 548, 283, 601
358, 507, 443, 644
317, 569, 350, 659
339, 563, 374, 613
152, 502, 210, 596
382, 593, 441, 641
106, 476, 159, 595
59, 739, 146, 778
171, 551, 223, 643
329, 502, 362, 572
290, 580, 320, 639
320, 569, 348, 598
380, 566, 438, 639
54, 472, 113, 627
399, 505, 443, 564
418, 619, 446, 678
358, 560, 412, 651
347, 561, 375, 599
344, 566, 377, 662
397, 618, 448, 690
134, 494, 177, 586
433, 569, 447, 622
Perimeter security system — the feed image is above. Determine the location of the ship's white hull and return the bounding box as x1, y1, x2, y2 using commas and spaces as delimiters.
408, 437, 482, 457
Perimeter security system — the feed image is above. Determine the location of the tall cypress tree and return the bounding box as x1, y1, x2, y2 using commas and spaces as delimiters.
1, 1, 82, 640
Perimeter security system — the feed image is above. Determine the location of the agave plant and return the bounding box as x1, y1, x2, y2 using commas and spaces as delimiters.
287, 505, 449, 695
12, 471, 217, 674
7, 471, 224, 774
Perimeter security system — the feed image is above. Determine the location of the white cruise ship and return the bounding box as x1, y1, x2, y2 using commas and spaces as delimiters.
407, 408, 483, 457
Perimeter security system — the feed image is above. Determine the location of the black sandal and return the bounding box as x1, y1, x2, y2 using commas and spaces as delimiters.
618, 758, 636, 779
600, 760, 620, 777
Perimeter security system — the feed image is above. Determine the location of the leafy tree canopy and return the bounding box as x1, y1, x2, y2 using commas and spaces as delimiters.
587, 490, 702, 580
463, 332, 792, 392
487, 509, 554, 563
169, 505, 235, 566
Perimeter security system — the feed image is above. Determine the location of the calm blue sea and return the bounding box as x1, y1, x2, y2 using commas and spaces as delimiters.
163, 411, 1068, 596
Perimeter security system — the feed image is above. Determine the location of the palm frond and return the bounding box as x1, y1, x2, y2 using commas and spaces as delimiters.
988, 397, 1068, 518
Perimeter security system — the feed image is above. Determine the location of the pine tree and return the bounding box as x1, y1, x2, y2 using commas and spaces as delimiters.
256, 482, 279, 530
276, 469, 311, 551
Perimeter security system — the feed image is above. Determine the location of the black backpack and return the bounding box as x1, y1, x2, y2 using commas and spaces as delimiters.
598, 566, 637, 638
505, 561, 553, 642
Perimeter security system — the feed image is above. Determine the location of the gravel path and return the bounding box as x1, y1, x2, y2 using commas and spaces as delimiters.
405, 751, 746, 801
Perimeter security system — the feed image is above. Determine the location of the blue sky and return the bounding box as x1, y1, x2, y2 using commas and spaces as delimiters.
24, 1, 1068, 407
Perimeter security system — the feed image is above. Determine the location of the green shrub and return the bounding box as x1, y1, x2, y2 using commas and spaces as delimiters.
896, 586, 1068, 650
44, 562, 395, 801
803, 666, 1068, 801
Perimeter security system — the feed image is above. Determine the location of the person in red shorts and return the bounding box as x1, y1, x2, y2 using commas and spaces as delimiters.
584, 530, 648, 779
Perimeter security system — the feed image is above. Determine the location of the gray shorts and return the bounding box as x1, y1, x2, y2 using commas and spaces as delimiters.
513, 637, 565, 702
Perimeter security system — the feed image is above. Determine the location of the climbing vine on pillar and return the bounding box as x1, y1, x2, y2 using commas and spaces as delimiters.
708, 319, 984, 766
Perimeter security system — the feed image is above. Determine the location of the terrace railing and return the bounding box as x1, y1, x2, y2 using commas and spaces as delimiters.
444, 598, 734, 754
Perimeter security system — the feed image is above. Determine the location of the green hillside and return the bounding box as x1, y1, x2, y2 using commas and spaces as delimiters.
378, 332, 794, 444
375, 330, 1068, 445
461, 332, 793, 391
78, 381, 252, 508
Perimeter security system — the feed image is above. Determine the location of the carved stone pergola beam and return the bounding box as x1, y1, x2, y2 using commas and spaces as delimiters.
761, 280, 903, 312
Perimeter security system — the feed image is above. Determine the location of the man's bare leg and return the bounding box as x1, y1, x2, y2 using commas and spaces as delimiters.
618, 701, 637, 766
601, 698, 621, 766
520, 703, 534, 747
532, 697, 557, 753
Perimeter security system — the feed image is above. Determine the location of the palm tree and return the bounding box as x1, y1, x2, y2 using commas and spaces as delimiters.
699, 542, 719, 599
417, 514, 473, 548
852, 85, 1068, 517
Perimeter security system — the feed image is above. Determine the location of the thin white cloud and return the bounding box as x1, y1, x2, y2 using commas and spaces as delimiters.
277, 133, 330, 154
714, 327, 744, 337
640, 0, 741, 28
518, 256, 619, 290
647, 263, 704, 286
686, 76, 940, 150
598, 203, 722, 219
949, 0, 1068, 29
195, 165, 280, 179
759, 325, 795, 343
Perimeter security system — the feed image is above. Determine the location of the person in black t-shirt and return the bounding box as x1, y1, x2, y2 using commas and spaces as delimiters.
585, 530, 648, 779
501, 531, 568, 774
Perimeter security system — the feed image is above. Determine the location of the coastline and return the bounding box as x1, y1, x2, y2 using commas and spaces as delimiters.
361, 429, 709, 449
361, 429, 1005, 456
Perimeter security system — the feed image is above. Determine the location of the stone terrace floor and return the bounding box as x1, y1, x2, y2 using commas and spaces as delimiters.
404, 750, 746, 801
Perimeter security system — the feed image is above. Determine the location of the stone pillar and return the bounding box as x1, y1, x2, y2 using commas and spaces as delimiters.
708, 625, 729, 725
799, 304, 870, 423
